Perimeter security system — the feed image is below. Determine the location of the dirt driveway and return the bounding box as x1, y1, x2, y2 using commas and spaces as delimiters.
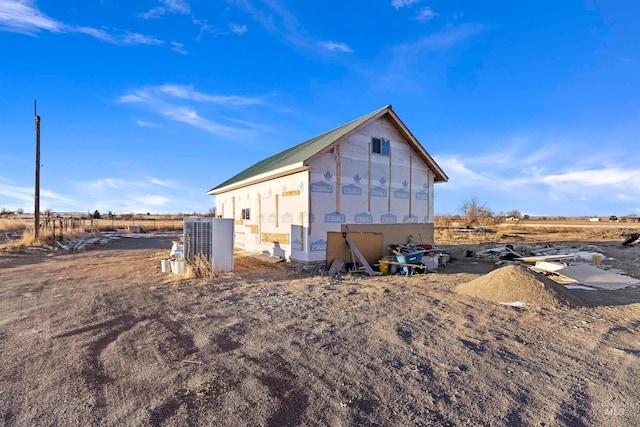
1, 236, 639, 426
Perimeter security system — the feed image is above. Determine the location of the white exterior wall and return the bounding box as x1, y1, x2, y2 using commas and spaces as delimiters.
214, 115, 439, 263
307, 116, 435, 262
215, 170, 310, 261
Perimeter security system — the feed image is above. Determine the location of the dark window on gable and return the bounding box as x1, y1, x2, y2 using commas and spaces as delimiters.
241, 208, 251, 220
372, 137, 390, 156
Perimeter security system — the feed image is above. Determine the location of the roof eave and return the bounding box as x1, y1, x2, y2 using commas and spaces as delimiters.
208, 162, 307, 195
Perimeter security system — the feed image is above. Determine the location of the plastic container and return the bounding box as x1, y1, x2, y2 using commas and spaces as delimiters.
171, 260, 185, 275
161, 259, 170, 273
394, 250, 425, 264
379, 260, 389, 274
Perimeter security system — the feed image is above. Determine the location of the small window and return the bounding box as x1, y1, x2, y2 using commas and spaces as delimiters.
241, 208, 251, 220
372, 137, 390, 156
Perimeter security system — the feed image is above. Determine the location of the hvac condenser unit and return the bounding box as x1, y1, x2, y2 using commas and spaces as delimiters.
183, 217, 234, 272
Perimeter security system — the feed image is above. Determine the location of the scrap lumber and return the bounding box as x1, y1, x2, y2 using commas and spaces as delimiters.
515, 254, 575, 263
345, 238, 381, 276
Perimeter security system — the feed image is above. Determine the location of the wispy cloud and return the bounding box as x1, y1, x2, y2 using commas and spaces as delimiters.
410, 23, 484, 49
229, 0, 307, 45
148, 177, 184, 190
74, 26, 164, 46
229, 23, 247, 35
434, 134, 640, 215
134, 119, 158, 127
416, 7, 437, 22
0, 0, 178, 49
318, 41, 353, 53
392, 0, 420, 9
170, 41, 188, 54
163, 106, 245, 139
0, 0, 61, 34
0, 176, 75, 208
122, 84, 263, 106
138, 0, 191, 19
76, 176, 199, 213
376, 23, 484, 91
118, 84, 268, 140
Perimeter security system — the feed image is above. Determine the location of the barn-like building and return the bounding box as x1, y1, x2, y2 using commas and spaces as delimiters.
208, 105, 448, 264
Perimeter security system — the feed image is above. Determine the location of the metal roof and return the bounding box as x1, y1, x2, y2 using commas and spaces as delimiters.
209, 105, 447, 194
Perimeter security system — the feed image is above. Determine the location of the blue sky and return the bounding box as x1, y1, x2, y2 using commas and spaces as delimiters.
1, 0, 639, 216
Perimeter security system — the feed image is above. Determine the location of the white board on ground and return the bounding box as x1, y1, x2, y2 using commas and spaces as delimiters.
556, 264, 640, 290
564, 284, 597, 291
516, 254, 574, 263
533, 261, 566, 273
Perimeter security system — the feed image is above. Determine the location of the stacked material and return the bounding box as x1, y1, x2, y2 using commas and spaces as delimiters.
532, 262, 640, 290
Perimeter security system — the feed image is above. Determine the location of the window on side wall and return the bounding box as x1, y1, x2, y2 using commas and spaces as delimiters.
372, 137, 390, 156
241, 208, 251, 220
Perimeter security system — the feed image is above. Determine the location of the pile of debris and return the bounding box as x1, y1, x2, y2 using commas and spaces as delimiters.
383, 235, 449, 275
474, 242, 640, 291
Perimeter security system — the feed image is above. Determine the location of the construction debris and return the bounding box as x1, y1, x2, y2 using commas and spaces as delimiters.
345, 238, 381, 276
534, 262, 640, 290
381, 236, 449, 275
475, 242, 640, 291
622, 232, 640, 246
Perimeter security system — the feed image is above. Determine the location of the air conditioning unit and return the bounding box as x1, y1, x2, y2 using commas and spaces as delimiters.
183, 217, 234, 272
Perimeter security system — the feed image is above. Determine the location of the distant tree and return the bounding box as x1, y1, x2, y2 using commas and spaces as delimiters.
93, 210, 101, 219
107, 211, 114, 220
45, 208, 53, 216
16, 208, 24, 215
506, 210, 521, 219
609, 215, 618, 222
523, 214, 530, 220
459, 196, 493, 227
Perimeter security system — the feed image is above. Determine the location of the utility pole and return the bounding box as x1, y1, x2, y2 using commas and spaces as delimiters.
34, 99, 41, 241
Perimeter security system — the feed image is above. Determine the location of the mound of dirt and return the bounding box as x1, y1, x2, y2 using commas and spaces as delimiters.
455, 265, 573, 308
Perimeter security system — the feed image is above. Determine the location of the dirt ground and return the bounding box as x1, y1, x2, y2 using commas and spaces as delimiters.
1, 233, 639, 426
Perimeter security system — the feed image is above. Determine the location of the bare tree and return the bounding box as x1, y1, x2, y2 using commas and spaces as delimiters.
506, 210, 521, 219
459, 196, 493, 227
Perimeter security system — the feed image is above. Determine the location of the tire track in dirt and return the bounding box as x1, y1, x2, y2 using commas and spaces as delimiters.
70, 314, 146, 420
246, 352, 309, 427
147, 364, 241, 425
152, 313, 199, 362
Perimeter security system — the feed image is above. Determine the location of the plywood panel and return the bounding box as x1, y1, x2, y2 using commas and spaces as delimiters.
341, 223, 435, 255
327, 232, 383, 268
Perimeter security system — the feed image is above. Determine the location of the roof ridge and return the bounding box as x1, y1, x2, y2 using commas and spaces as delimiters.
209, 105, 391, 193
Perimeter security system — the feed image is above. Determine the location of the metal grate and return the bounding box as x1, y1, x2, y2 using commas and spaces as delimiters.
183, 218, 213, 264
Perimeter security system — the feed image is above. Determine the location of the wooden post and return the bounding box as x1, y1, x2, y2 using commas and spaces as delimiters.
335, 145, 341, 214
368, 142, 372, 212
388, 149, 392, 212
409, 156, 413, 217
258, 194, 262, 243
34, 99, 41, 241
